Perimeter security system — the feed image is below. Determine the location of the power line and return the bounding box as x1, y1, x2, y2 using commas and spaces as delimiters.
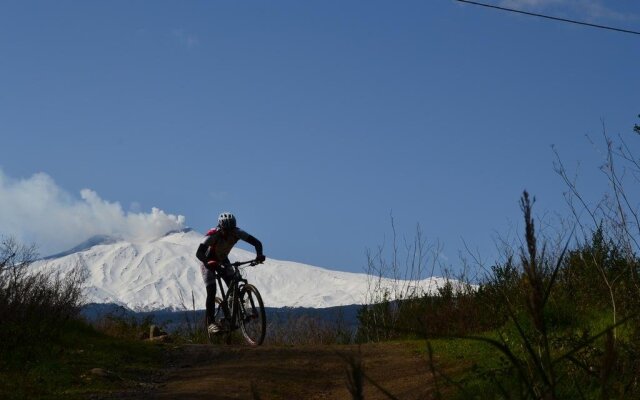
455, 0, 640, 36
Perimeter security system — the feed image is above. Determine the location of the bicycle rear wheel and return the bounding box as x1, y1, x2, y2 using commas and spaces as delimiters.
239, 284, 266, 346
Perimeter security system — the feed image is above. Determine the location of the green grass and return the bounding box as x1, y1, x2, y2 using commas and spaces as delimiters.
396, 307, 637, 399
426, 336, 508, 398
0, 319, 164, 400
428, 337, 499, 366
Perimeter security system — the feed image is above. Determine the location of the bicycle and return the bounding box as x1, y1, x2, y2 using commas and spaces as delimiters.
205, 259, 267, 346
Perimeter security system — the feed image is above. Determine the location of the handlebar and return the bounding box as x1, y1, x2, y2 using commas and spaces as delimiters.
231, 259, 263, 268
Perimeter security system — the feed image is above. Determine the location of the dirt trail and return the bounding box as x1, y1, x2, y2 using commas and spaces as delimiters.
152, 342, 445, 399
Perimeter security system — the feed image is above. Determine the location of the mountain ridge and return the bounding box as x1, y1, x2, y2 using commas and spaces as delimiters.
31, 230, 449, 311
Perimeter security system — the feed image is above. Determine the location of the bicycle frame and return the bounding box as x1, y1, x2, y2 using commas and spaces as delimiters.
214, 265, 248, 327
206, 259, 266, 345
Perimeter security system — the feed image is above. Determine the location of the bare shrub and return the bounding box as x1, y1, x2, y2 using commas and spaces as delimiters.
453, 192, 638, 399
93, 313, 156, 340
355, 120, 640, 398
358, 216, 489, 341
167, 290, 210, 344
554, 123, 640, 338
0, 236, 86, 362
266, 308, 353, 345
364, 218, 442, 305
359, 217, 453, 341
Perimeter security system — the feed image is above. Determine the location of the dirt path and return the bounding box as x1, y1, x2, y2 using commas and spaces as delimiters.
152, 342, 445, 399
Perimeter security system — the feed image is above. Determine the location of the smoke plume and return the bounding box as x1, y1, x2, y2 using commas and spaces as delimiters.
0, 169, 186, 256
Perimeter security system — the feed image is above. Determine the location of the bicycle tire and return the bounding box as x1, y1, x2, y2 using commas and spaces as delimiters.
238, 284, 266, 346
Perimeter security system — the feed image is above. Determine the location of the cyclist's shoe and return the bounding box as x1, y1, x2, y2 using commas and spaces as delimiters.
210, 319, 232, 333
208, 323, 221, 334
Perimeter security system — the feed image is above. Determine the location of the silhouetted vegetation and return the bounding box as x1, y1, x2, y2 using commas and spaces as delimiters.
0, 237, 163, 399
0, 237, 86, 368
354, 192, 640, 398
353, 120, 640, 398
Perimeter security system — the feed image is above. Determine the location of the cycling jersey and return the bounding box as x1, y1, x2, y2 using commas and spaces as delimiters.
196, 227, 263, 286
196, 227, 263, 264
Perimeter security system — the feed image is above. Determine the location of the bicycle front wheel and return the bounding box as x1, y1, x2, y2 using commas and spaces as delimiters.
239, 284, 266, 346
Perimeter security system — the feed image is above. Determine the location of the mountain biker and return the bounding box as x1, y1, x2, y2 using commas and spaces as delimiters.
195, 212, 265, 334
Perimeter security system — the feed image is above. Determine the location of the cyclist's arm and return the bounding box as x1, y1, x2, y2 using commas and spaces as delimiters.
196, 231, 219, 263
196, 243, 208, 262
236, 229, 263, 258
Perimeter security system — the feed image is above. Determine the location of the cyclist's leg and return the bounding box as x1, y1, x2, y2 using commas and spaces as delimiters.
201, 263, 221, 325
219, 257, 234, 284
218, 259, 235, 321
214, 259, 233, 318
205, 283, 217, 323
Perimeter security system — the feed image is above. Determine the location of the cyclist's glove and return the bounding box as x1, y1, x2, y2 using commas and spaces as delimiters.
255, 254, 266, 263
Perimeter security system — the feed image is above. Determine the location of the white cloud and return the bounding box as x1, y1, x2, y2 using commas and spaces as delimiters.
171, 28, 199, 49
580, 1, 634, 22
497, 0, 635, 22
0, 169, 186, 255
499, 0, 563, 9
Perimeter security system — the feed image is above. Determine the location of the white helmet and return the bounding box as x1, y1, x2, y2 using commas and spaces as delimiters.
218, 212, 236, 230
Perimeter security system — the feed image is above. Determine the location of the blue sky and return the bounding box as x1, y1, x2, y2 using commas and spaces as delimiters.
1, 1, 639, 275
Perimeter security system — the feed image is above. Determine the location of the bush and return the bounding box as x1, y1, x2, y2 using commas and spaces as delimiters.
356, 284, 499, 342
93, 313, 156, 340
268, 311, 353, 345
448, 193, 640, 399
0, 236, 86, 366
358, 191, 640, 398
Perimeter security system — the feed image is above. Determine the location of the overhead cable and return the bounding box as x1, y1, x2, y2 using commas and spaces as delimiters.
455, 0, 640, 36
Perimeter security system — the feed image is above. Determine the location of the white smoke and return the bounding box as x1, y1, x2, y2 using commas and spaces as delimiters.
0, 169, 186, 255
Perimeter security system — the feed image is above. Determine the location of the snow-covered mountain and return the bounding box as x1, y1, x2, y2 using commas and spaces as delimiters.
31, 229, 449, 311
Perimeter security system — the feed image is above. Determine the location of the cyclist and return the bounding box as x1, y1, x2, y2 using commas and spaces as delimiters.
195, 212, 265, 334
